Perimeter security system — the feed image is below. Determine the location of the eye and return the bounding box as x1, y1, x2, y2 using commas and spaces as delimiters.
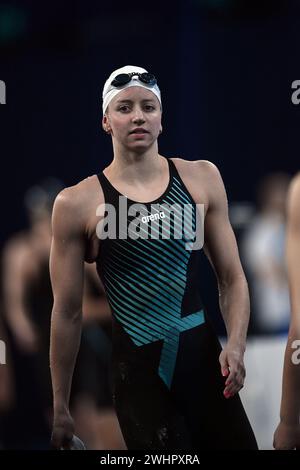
118, 105, 130, 112
144, 105, 155, 111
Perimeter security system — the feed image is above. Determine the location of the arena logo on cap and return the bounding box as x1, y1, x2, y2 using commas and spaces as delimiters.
95, 196, 204, 251
0, 80, 6, 104
0, 340, 6, 365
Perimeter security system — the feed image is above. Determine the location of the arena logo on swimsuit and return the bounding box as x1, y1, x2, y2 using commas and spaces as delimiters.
95, 196, 204, 250
0, 340, 6, 365
0, 80, 6, 104
141, 211, 166, 223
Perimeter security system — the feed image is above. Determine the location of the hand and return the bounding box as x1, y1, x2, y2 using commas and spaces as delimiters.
219, 342, 246, 398
51, 410, 75, 449
273, 421, 300, 450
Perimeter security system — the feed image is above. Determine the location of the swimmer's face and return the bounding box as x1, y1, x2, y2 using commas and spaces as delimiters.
102, 87, 162, 151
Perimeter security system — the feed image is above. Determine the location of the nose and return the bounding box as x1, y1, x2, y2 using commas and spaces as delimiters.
132, 107, 145, 124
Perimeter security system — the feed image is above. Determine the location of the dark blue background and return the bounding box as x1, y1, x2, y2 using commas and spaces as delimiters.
0, 0, 299, 329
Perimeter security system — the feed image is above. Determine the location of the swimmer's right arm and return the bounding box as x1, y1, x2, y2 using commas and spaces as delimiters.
49, 188, 86, 449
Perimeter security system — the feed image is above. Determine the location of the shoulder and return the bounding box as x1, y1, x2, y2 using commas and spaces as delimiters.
170, 157, 223, 183
54, 175, 102, 215
170, 158, 226, 202
52, 175, 103, 235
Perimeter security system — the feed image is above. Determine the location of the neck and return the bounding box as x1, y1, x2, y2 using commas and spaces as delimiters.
107, 141, 165, 183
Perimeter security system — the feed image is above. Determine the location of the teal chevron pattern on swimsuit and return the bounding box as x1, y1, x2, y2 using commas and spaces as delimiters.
102, 177, 205, 389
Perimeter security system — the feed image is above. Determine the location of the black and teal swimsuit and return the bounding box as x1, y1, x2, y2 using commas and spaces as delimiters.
96, 158, 257, 450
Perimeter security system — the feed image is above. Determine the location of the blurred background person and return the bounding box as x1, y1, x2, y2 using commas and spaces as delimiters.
237, 172, 291, 448
0, 314, 15, 449
274, 174, 300, 450
1, 179, 125, 449
241, 172, 291, 335
1, 179, 63, 448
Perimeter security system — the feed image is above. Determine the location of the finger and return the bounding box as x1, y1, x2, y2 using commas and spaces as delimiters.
219, 352, 229, 377
225, 363, 245, 387
230, 370, 245, 390
51, 429, 73, 450
223, 369, 235, 397
61, 443, 72, 450
225, 370, 235, 386
224, 375, 244, 396
224, 372, 245, 397
224, 366, 237, 386
62, 431, 74, 449
223, 384, 236, 397
51, 435, 62, 450
224, 384, 242, 397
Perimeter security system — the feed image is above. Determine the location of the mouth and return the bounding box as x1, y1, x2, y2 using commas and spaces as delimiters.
129, 128, 149, 135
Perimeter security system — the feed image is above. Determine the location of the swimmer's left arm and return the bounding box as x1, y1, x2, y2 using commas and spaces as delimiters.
200, 161, 249, 398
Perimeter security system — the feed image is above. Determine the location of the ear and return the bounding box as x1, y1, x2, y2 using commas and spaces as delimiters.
102, 115, 110, 133
159, 125, 163, 134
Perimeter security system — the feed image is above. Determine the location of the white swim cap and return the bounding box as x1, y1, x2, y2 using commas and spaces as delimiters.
102, 65, 161, 115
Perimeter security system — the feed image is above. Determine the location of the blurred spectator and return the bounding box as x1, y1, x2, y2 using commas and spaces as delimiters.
1, 178, 63, 448
236, 173, 291, 448
241, 172, 291, 335
0, 314, 15, 449
1, 178, 125, 449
